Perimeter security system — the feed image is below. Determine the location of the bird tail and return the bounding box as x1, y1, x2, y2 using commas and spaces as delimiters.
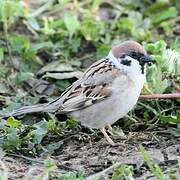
0, 98, 63, 118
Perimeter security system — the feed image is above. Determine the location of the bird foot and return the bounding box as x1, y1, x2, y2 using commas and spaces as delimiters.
100, 127, 115, 146
106, 124, 114, 136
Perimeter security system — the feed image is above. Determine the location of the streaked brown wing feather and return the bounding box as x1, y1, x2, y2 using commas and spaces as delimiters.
57, 59, 119, 113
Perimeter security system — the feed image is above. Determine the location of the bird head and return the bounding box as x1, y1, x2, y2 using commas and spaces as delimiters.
108, 41, 155, 74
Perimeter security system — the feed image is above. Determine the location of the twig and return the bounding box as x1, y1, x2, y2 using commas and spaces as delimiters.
140, 93, 180, 100
86, 163, 121, 180
3, 19, 19, 70
7, 153, 44, 164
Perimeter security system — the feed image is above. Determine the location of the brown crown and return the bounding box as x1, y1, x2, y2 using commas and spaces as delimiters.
112, 40, 147, 58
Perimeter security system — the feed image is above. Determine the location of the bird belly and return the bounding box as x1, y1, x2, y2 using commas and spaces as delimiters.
70, 75, 143, 129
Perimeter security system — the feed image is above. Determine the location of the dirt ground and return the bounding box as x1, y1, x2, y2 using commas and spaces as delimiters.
2, 131, 180, 179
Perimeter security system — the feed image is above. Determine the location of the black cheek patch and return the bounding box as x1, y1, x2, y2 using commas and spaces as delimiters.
121, 59, 131, 66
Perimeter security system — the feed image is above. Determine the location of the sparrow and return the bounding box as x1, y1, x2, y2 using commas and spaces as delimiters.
4, 41, 154, 145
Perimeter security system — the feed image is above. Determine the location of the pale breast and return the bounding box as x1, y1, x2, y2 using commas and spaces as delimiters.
70, 73, 145, 129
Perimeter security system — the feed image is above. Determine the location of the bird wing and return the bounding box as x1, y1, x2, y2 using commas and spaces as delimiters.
55, 59, 121, 113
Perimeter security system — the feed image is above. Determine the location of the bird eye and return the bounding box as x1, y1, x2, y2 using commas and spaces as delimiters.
129, 51, 145, 61
129, 51, 139, 59
131, 52, 137, 56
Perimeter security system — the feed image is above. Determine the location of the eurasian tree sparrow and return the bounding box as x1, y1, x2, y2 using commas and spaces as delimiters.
5, 41, 154, 145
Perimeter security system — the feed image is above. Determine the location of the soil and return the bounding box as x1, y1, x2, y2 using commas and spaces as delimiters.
2, 131, 180, 179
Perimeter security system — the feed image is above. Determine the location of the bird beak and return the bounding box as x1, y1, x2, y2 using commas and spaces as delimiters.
140, 55, 155, 65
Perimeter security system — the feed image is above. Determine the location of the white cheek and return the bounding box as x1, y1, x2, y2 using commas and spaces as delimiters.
126, 56, 140, 66
107, 52, 143, 75
121, 56, 142, 74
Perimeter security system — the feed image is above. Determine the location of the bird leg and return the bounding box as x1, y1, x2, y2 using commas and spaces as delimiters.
106, 124, 114, 135
100, 127, 115, 146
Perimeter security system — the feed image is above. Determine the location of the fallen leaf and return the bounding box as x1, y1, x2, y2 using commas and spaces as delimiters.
37, 61, 74, 75
24, 78, 56, 96
42, 71, 83, 80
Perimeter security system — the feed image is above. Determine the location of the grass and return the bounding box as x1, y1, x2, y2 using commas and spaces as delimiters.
0, 0, 179, 179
